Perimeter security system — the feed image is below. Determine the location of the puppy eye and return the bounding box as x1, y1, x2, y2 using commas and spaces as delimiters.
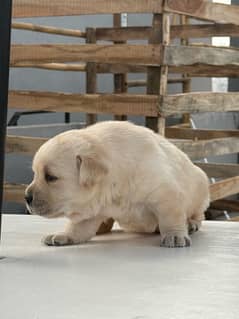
45, 173, 58, 183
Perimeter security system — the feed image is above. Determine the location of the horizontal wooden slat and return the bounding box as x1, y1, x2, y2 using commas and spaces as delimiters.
195, 163, 239, 179
95, 24, 239, 42
12, 22, 86, 38
210, 199, 239, 212
172, 137, 239, 160
210, 176, 239, 201
171, 23, 239, 39
165, 45, 239, 67
161, 93, 239, 116
8, 90, 159, 116
11, 61, 239, 78
10, 44, 162, 65
6, 135, 47, 155
127, 77, 189, 88
12, 62, 87, 71
11, 44, 239, 68
12, 0, 163, 17
166, 127, 239, 140
3, 183, 26, 204
171, 65, 239, 78
165, 0, 239, 25
98, 63, 239, 77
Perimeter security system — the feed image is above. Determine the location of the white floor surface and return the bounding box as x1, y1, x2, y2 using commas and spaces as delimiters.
0, 215, 239, 319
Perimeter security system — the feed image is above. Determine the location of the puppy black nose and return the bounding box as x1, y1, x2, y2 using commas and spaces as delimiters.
25, 193, 33, 205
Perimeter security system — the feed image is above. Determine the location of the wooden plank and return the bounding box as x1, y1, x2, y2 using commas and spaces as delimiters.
10, 44, 162, 65
11, 62, 87, 71
97, 63, 239, 77
157, 13, 170, 136
171, 23, 239, 39
210, 199, 239, 212
96, 26, 151, 41
8, 91, 158, 117
161, 93, 239, 116
170, 65, 239, 78
95, 24, 239, 42
98, 63, 239, 77
165, 127, 239, 140
13, 0, 163, 17
12, 22, 86, 38
12, 61, 239, 78
6, 135, 47, 155
3, 183, 26, 204
194, 163, 239, 179
180, 15, 191, 124
86, 28, 98, 126
172, 137, 239, 160
165, 45, 239, 67
164, 0, 239, 26
210, 176, 239, 202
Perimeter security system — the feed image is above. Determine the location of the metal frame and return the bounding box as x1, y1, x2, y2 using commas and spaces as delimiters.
0, 0, 12, 240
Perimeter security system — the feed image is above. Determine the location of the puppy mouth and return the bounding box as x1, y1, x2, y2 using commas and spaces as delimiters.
26, 204, 63, 218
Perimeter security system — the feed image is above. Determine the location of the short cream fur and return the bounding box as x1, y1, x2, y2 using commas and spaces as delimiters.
25, 121, 210, 248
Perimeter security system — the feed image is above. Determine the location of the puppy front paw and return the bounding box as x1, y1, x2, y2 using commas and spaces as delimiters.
43, 233, 74, 246
160, 233, 191, 248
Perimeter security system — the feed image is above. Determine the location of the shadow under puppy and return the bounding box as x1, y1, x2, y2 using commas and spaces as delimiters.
25, 121, 210, 248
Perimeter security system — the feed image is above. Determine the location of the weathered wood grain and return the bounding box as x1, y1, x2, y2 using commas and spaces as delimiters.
171, 23, 239, 39
172, 137, 239, 160
210, 199, 239, 212
6, 135, 47, 155
10, 44, 162, 65
13, 62, 239, 78
12, 22, 86, 38
165, 45, 239, 67
12, 62, 87, 71
210, 176, 239, 202
8, 91, 158, 117
157, 13, 170, 136
86, 28, 98, 126
165, 127, 239, 140
113, 14, 128, 121
3, 183, 26, 204
165, 0, 239, 25
95, 24, 239, 41
194, 163, 239, 179
13, 0, 163, 17
146, 14, 163, 132
161, 93, 239, 116
169, 65, 239, 78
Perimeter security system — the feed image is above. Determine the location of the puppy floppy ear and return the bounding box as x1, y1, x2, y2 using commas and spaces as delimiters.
76, 154, 109, 187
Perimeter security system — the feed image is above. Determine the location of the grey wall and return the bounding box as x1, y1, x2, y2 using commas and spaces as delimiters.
5, 14, 225, 213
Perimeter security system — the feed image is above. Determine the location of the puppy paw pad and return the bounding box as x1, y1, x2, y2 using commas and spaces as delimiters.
160, 234, 191, 248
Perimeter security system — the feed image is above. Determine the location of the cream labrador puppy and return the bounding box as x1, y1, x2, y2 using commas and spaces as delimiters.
25, 121, 210, 248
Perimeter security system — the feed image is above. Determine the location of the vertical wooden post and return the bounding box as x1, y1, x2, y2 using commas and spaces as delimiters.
86, 28, 97, 126
158, 13, 170, 136
113, 13, 127, 121
180, 15, 192, 123
146, 14, 162, 132
146, 13, 170, 135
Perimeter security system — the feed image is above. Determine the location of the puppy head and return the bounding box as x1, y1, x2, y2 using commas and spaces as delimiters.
25, 131, 109, 218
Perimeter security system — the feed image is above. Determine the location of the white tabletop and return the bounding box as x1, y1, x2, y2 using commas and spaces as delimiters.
0, 215, 239, 319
